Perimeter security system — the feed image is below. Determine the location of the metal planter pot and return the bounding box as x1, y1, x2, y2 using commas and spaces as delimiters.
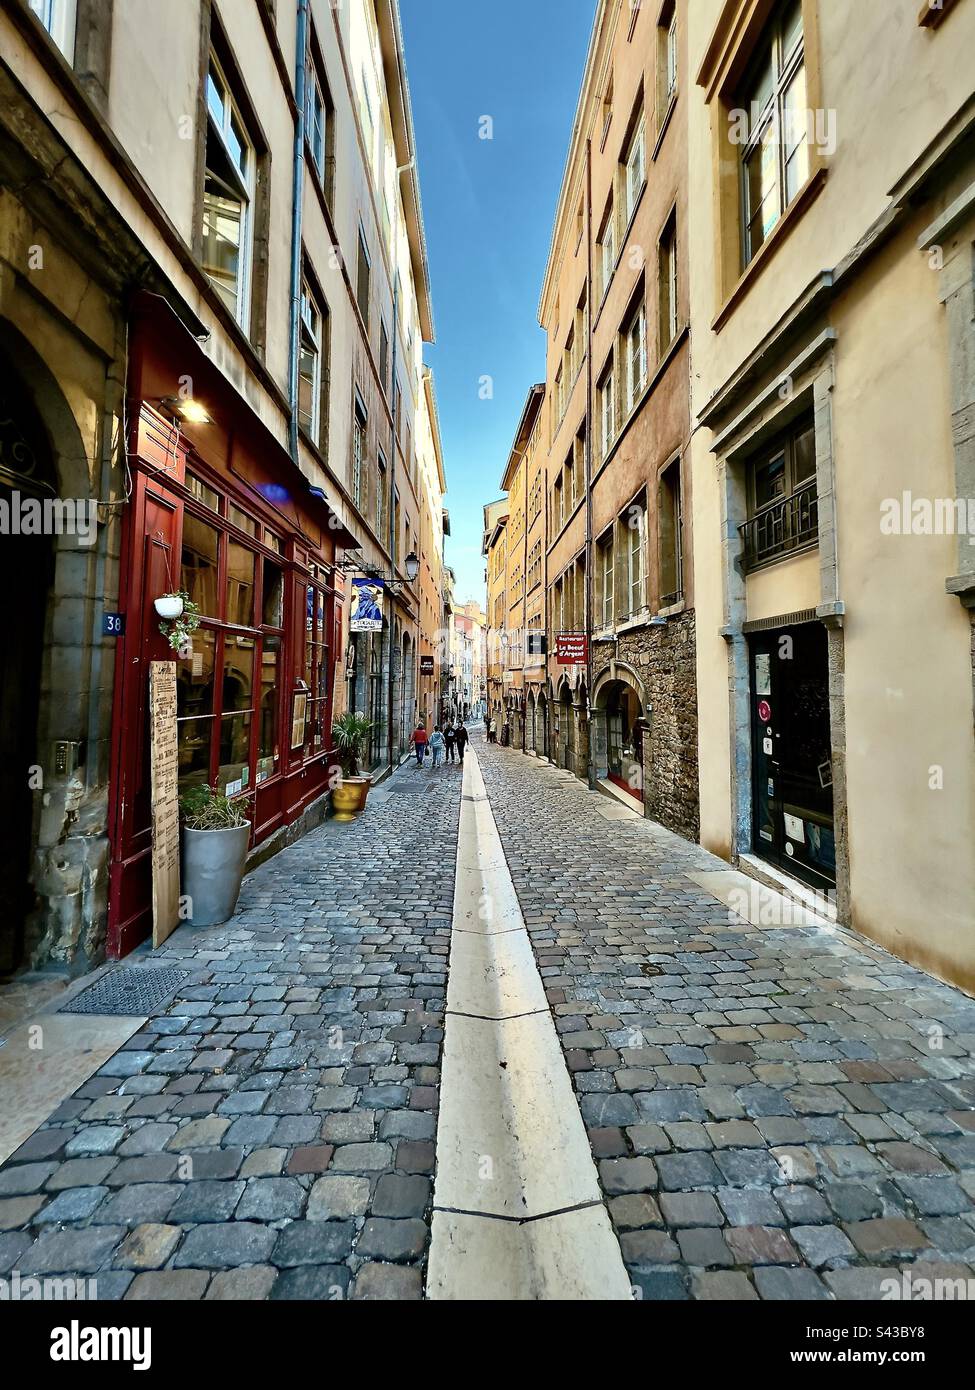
181, 824, 250, 927
331, 776, 371, 822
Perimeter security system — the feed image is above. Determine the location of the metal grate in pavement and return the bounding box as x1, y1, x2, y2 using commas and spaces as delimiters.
58, 966, 189, 1016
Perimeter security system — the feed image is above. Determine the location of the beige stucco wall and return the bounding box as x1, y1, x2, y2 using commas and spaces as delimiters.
687, 0, 975, 988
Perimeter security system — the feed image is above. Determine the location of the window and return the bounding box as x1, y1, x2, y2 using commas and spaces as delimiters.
739, 0, 807, 266
28, 0, 75, 59
658, 458, 683, 606
202, 54, 255, 325
622, 295, 648, 416
598, 358, 616, 461
601, 75, 614, 148
598, 199, 616, 300
352, 399, 366, 510
379, 321, 389, 395
306, 54, 333, 199
298, 280, 322, 443
356, 230, 371, 328
377, 453, 387, 539
622, 108, 646, 225
624, 498, 646, 615
598, 530, 615, 628
659, 210, 678, 353
554, 366, 564, 423
658, 3, 678, 119
740, 416, 818, 571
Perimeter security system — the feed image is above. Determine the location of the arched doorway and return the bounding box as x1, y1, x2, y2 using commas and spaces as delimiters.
595, 676, 647, 801
559, 681, 575, 772
526, 692, 536, 752
0, 361, 56, 973
402, 631, 415, 748
537, 693, 549, 760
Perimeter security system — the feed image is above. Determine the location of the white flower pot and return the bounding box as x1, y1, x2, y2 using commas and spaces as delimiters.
154, 594, 184, 619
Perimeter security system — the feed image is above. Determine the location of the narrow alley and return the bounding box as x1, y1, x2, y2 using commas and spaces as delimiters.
2, 733, 973, 1303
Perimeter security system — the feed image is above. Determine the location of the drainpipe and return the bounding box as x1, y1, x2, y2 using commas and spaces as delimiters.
287, 0, 310, 465
386, 156, 416, 778
584, 137, 597, 791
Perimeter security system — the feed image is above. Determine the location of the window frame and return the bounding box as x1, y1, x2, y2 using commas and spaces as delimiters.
202, 50, 257, 327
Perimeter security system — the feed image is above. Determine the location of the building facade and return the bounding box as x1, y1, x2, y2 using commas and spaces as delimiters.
511, 0, 699, 836
0, 0, 442, 973
687, 0, 975, 990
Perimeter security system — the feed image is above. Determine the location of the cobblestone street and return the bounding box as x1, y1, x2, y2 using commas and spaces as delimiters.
0, 757, 460, 1301
479, 743, 975, 1300
1, 735, 975, 1301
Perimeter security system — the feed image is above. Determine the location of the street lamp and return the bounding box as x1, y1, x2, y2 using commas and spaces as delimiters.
404, 550, 420, 583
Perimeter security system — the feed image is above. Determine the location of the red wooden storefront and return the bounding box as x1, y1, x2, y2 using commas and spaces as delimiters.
107, 296, 357, 959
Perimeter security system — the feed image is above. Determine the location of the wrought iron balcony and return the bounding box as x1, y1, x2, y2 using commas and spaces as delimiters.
739, 481, 819, 573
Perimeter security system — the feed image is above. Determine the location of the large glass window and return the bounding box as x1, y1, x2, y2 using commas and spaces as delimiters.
180, 514, 220, 617
741, 415, 818, 571
622, 297, 648, 416
202, 54, 255, 324
739, 0, 807, 266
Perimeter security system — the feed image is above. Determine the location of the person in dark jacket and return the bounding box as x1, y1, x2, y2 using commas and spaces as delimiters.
444, 724, 457, 762
455, 723, 470, 762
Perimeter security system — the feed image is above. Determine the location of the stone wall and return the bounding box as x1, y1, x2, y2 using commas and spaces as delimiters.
600, 609, 700, 842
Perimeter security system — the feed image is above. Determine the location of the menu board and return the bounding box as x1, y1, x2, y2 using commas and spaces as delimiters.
149, 661, 181, 947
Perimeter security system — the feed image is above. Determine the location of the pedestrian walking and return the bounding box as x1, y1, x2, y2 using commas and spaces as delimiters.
429, 726, 446, 770
444, 723, 457, 763
488, 717, 498, 744
455, 722, 470, 762
410, 722, 428, 767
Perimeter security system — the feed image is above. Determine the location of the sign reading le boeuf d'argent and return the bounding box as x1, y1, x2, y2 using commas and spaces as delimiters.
556, 633, 588, 665
149, 660, 181, 947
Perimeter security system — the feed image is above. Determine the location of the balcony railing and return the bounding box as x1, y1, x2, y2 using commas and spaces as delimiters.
739, 481, 818, 573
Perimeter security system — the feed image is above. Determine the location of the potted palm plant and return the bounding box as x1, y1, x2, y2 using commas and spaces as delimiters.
330, 711, 374, 822
179, 784, 251, 925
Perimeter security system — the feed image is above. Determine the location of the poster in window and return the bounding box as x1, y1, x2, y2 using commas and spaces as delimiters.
291, 691, 308, 750
350, 577, 384, 631
755, 653, 771, 697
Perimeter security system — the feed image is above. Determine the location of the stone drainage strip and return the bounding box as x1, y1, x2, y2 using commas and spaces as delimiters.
427, 749, 632, 1300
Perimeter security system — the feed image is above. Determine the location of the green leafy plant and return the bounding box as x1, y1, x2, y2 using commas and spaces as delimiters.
179, 783, 250, 830
159, 591, 201, 653
332, 711, 373, 778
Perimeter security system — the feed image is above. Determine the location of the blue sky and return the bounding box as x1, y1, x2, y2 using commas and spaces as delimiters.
400, 0, 596, 605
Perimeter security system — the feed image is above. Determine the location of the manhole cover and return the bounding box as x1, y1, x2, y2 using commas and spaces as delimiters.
59, 967, 189, 1016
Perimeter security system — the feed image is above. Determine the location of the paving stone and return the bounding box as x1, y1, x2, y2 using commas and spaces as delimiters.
235, 1178, 305, 1222
126, 1270, 211, 1300
626, 1124, 670, 1155
894, 1176, 970, 1216
64, 1127, 126, 1158
776, 1184, 832, 1225
790, 1223, 857, 1268
598, 1157, 658, 1195
845, 1217, 928, 1257
174, 1222, 276, 1268
206, 1266, 278, 1300
371, 1174, 430, 1219
241, 1148, 288, 1178
692, 1271, 758, 1301
620, 1229, 680, 1265
608, 1194, 663, 1230
659, 1192, 723, 1228
329, 1142, 393, 1173
21, 1225, 125, 1274
724, 1225, 800, 1266
352, 1262, 422, 1300
0, 1162, 58, 1196
356, 1217, 427, 1263
717, 1188, 784, 1227
676, 1227, 733, 1268
0, 1196, 46, 1230
629, 1268, 689, 1300
655, 1151, 723, 1190
34, 1186, 107, 1224
307, 1176, 371, 1221
286, 1145, 334, 1176
823, 1267, 899, 1300
113, 1224, 181, 1270
168, 1180, 244, 1224
167, 1116, 231, 1150
753, 1266, 830, 1300
272, 1220, 354, 1266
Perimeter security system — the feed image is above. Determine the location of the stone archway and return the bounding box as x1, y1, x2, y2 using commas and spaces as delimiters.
558, 678, 575, 772
593, 667, 648, 801
526, 691, 536, 753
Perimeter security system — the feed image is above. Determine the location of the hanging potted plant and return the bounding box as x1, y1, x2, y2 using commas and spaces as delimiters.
330, 712, 374, 821
179, 784, 251, 926
157, 590, 201, 658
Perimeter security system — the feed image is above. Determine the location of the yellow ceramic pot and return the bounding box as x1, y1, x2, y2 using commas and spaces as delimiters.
331, 777, 371, 822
